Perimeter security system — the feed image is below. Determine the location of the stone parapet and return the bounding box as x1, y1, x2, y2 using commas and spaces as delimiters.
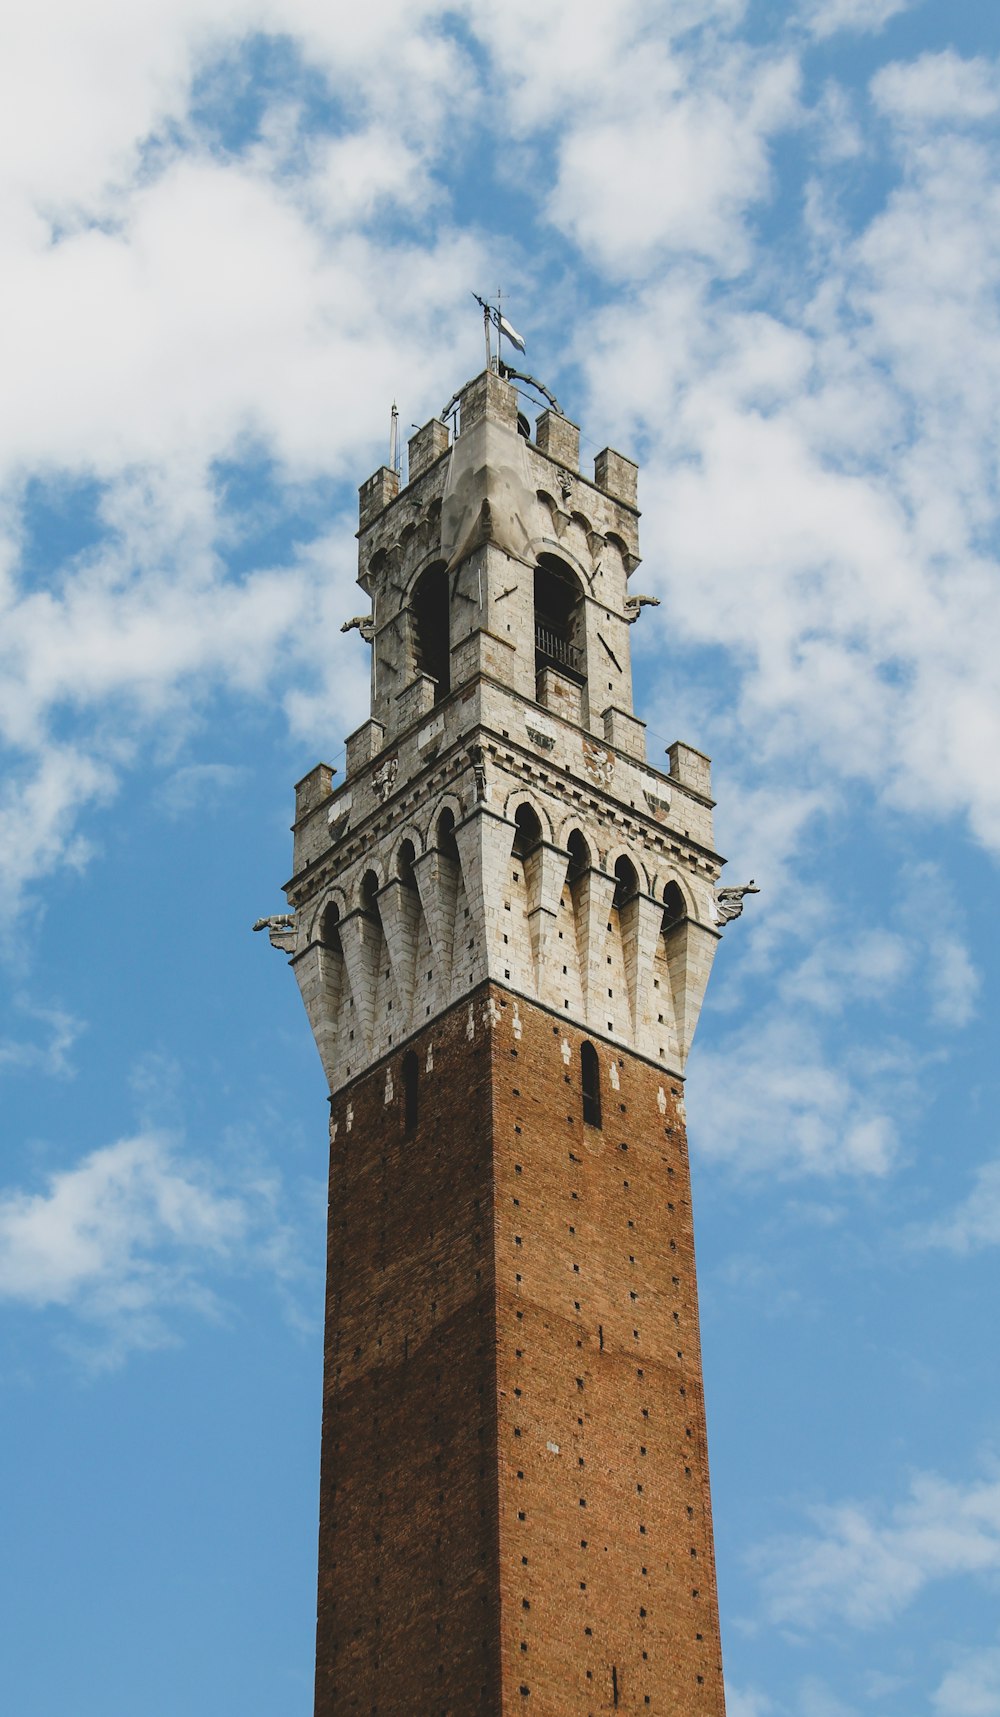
535, 409, 580, 470
594, 447, 639, 510
667, 741, 713, 800
407, 417, 450, 483
459, 367, 519, 433
358, 465, 400, 529
294, 761, 335, 823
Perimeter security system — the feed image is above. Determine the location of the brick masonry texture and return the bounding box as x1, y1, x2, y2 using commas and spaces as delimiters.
318, 984, 726, 1715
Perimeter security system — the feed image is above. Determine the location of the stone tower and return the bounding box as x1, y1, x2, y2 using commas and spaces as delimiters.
265, 366, 731, 1713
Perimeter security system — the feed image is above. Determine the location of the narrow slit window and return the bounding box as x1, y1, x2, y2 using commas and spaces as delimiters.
402, 1050, 419, 1134
581, 1042, 602, 1129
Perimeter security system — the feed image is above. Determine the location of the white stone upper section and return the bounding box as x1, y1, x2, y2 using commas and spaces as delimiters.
279, 368, 725, 1092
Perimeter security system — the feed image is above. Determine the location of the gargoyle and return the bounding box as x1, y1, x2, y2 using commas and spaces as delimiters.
624, 594, 661, 623
713, 881, 760, 926
253, 914, 297, 952
341, 615, 376, 643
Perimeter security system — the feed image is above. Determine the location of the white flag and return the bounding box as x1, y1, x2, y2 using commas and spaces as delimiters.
498, 315, 526, 353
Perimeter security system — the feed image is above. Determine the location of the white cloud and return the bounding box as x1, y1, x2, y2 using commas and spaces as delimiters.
795, 1681, 859, 1717
915, 1158, 1000, 1256
157, 762, 249, 817
0, 3, 504, 918
0, 1131, 316, 1363
0, 997, 84, 1077
0, 1134, 244, 1305
754, 1468, 1000, 1631
727, 1688, 776, 1717
872, 52, 1000, 126
934, 1647, 1000, 1717
688, 1013, 901, 1178
548, 51, 800, 276
800, 0, 913, 40
577, 52, 1000, 866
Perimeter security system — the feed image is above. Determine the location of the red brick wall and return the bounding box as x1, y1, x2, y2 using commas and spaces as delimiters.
317, 986, 726, 1715
316, 1001, 500, 1714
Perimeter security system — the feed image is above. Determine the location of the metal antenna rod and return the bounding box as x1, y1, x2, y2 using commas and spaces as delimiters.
389, 401, 399, 474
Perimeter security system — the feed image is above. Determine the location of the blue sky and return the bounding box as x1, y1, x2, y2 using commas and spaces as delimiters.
1, 2, 998, 1713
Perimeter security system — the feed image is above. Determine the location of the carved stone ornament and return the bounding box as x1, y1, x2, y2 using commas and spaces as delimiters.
252, 914, 296, 953
582, 738, 615, 788
712, 879, 760, 926
372, 756, 399, 802
624, 594, 661, 624
467, 743, 489, 801
341, 614, 376, 643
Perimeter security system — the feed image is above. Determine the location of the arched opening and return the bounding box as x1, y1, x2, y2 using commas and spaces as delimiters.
436, 806, 459, 862
396, 839, 418, 890
360, 870, 380, 916
410, 562, 450, 700
512, 803, 543, 859
319, 901, 342, 952
566, 829, 590, 883
613, 855, 639, 910
402, 1049, 419, 1133
662, 880, 686, 931
581, 1041, 602, 1128
534, 555, 584, 681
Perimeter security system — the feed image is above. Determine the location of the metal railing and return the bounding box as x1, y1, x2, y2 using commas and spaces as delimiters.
535, 623, 583, 677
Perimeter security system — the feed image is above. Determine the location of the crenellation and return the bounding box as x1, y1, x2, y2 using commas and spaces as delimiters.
407, 416, 450, 483
293, 760, 335, 823
594, 447, 639, 511
358, 463, 399, 529
534, 408, 580, 471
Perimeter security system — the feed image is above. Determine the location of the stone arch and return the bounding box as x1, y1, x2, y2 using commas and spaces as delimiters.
408, 559, 450, 699
391, 821, 425, 864
511, 801, 544, 859
533, 552, 588, 682
351, 860, 386, 910
529, 536, 594, 591
661, 875, 693, 926
308, 886, 349, 944
535, 489, 562, 529
359, 868, 381, 915
501, 789, 554, 843
612, 852, 640, 909
564, 826, 592, 880
424, 793, 464, 850
394, 838, 419, 890
603, 844, 647, 893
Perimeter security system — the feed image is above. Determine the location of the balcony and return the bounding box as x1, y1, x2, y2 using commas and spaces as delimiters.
535, 622, 584, 681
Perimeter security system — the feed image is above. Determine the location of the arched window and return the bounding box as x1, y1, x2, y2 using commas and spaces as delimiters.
396, 839, 418, 890
534, 555, 584, 680
360, 870, 380, 916
662, 880, 686, 931
581, 1042, 602, 1128
436, 806, 459, 861
319, 902, 342, 952
512, 802, 542, 859
613, 855, 639, 910
402, 1050, 419, 1133
566, 829, 590, 883
411, 562, 450, 700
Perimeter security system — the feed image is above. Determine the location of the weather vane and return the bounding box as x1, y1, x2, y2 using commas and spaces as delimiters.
473, 288, 525, 371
